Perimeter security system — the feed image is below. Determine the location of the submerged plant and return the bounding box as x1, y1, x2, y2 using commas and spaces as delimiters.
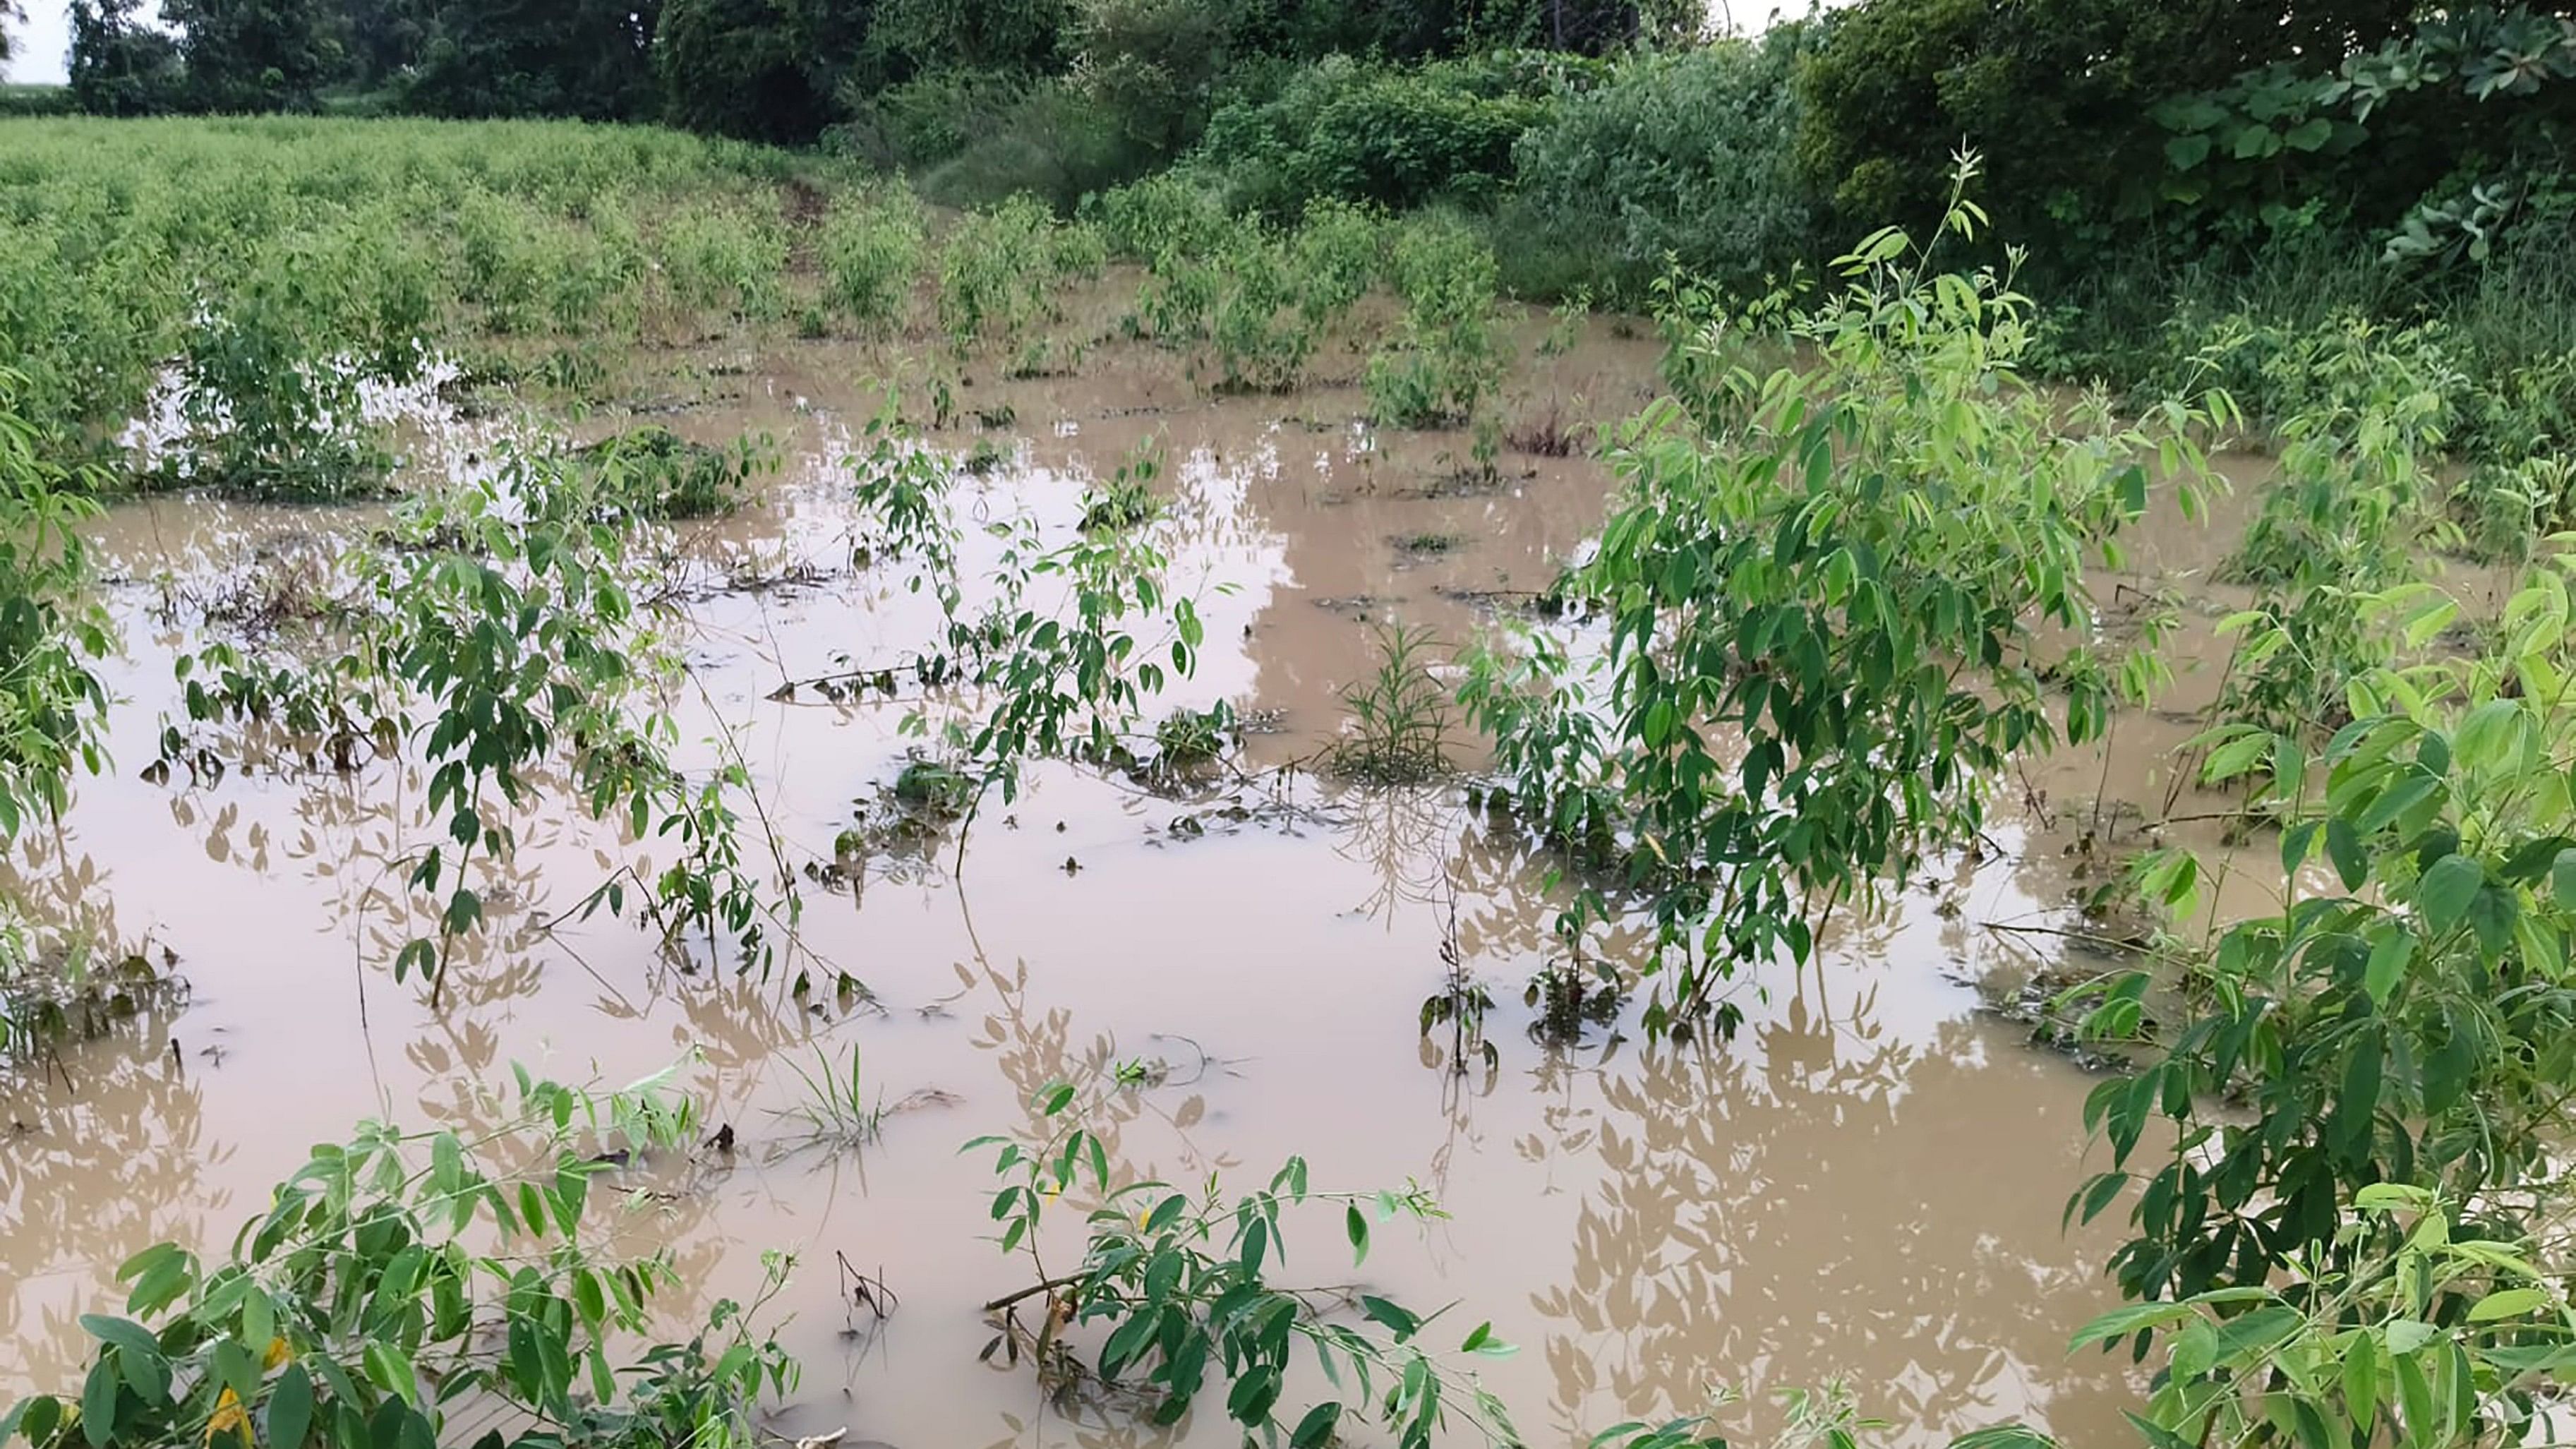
774, 1042, 884, 1148
1462, 155, 2230, 1026
159, 440, 788, 1002
1333, 621, 1452, 786
581, 426, 777, 519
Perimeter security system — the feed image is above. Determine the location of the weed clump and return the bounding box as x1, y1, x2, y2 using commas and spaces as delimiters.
1330, 621, 1452, 785
580, 426, 772, 519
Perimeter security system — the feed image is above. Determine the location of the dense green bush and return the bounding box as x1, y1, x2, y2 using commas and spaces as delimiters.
1503, 26, 1821, 301
827, 66, 1030, 170
0, 84, 76, 117
1198, 51, 1590, 220
655, 0, 831, 141
1794, 0, 2419, 241
914, 77, 1148, 210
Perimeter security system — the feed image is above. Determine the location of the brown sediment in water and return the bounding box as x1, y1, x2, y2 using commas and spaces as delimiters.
1, 295, 2425, 1446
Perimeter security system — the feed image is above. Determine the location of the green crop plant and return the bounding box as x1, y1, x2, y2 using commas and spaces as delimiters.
2215, 320, 2461, 740
169, 233, 399, 503
0, 367, 112, 844
1210, 231, 1318, 392
580, 426, 778, 519
1460, 157, 2232, 1028
656, 199, 790, 325
820, 186, 927, 333
160, 440, 790, 1001
1366, 219, 1507, 428
2069, 553, 2576, 1447
1289, 198, 1384, 328
0, 1061, 798, 1449
969, 1081, 1519, 1449
936, 196, 1066, 355
1094, 174, 1232, 263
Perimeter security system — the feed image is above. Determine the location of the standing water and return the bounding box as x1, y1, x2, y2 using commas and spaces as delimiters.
0, 306, 2219, 1448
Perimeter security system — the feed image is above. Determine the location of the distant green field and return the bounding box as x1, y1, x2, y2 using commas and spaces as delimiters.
0, 114, 855, 492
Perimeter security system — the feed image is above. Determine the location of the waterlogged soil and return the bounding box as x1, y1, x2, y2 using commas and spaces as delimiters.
0, 295, 2469, 1447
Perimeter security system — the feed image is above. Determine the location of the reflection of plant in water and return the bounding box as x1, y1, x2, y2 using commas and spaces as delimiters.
0, 1028, 229, 1392
0, 839, 186, 1069
1336, 780, 1455, 927
1527, 1003, 2133, 1448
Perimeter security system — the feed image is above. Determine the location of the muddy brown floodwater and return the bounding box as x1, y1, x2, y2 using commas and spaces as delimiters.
1, 294, 2397, 1448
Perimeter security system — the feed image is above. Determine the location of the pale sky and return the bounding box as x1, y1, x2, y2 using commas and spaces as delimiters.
5, 0, 71, 82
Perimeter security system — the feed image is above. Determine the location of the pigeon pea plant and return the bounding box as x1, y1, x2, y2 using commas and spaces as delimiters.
2069, 1185, 2576, 1449
0, 1061, 796, 1449
1462, 155, 2230, 1030
968, 1082, 1521, 1449
156, 441, 786, 1004
2069, 553, 2576, 1446
0, 367, 112, 846
841, 402, 1208, 848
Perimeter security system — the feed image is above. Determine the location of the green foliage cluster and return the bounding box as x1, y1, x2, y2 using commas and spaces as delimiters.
1464, 167, 2227, 1027
159, 440, 789, 999
819, 184, 927, 331
0, 371, 111, 847
2069, 548, 2576, 1448
1366, 217, 1507, 428
0, 117, 834, 495
1498, 26, 1817, 301
969, 1078, 1519, 1449
1198, 51, 1582, 220
1, 1062, 796, 1449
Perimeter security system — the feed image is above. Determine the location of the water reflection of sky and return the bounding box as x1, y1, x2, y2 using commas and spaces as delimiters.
6, 335, 2145, 1447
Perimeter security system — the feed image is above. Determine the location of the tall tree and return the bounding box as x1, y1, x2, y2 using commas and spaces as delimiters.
407, 0, 658, 119
162, 0, 346, 109
70, 0, 188, 112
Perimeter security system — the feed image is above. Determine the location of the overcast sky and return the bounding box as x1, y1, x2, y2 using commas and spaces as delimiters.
6, 0, 71, 82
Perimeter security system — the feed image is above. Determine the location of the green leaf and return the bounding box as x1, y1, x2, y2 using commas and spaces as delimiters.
2069, 1300, 2196, 1350
268, 1364, 315, 1449
2364, 928, 2413, 1005
2164, 133, 2213, 170
2553, 848, 2576, 910
1345, 1204, 1369, 1265
2469, 1287, 2552, 1322
2325, 818, 2366, 891
1358, 1294, 1421, 1341
362, 1341, 418, 1404
78, 1360, 115, 1449
1290, 1402, 1342, 1449
2416, 855, 2484, 936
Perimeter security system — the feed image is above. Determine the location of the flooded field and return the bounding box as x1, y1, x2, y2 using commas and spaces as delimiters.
0, 289, 2396, 1448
